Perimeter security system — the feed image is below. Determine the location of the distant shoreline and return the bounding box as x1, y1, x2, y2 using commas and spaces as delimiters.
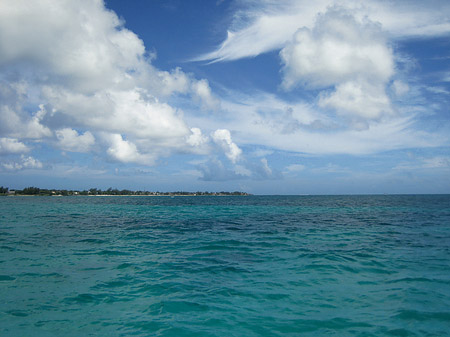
3, 194, 251, 197
0, 186, 251, 197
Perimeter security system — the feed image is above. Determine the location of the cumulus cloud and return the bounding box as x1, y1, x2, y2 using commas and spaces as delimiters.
281, 7, 394, 121
0, 0, 146, 93
198, 159, 247, 181
56, 128, 95, 153
186, 127, 210, 155
0, 0, 222, 167
212, 129, 242, 163
192, 79, 220, 111
197, 0, 450, 62
105, 134, 155, 165
0, 83, 52, 139
1, 155, 43, 171
318, 80, 392, 122
0, 138, 29, 154
157, 69, 220, 110
43, 87, 191, 140
157, 68, 191, 96
196, 156, 279, 181
280, 8, 393, 89
0, 0, 447, 180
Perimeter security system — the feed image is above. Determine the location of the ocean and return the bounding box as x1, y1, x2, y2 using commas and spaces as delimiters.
0, 195, 449, 336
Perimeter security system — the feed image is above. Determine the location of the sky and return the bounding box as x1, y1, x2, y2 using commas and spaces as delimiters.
0, 0, 449, 194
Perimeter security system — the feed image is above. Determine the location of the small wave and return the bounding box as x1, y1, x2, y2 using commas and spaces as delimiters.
394, 309, 450, 322
145, 300, 210, 315
20, 272, 64, 279
116, 262, 138, 270
0, 275, 15, 281
303, 263, 339, 272
76, 238, 108, 244
340, 265, 360, 274
196, 240, 249, 251
64, 292, 123, 305
64, 293, 101, 304
272, 317, 372, 334
96, 249, 130, 256
0, 245, 16, 251
77, 268, 105, 274
6, 310, 28, 317
94, 280, 129, 289
387, 277, 450, 285
384, 328, 416, 336
362, 267, 395, 275
34, 319, 71, 328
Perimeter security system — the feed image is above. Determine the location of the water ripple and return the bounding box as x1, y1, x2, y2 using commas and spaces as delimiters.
0, 195, 449, 336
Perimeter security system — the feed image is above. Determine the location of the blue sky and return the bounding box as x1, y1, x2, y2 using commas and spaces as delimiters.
0, 0, 449, 194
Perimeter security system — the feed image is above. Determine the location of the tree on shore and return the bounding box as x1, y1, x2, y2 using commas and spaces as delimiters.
9, 186, 250, 196
22, 187, 41, 195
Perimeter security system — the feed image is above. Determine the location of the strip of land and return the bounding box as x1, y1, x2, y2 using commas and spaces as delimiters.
0, 186, 250, 196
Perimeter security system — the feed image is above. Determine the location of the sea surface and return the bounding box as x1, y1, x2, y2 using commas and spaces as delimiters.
0, 195, 449, 336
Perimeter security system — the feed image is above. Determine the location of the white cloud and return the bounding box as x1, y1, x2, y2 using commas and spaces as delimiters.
234, 164, 252, 177
190, 91, 448, 155
426, 86, 450, 95
318, 80, 392, 121
0, 0, 220, 166
281, 8, 394, 121
391, 80, 409, 97
157, 68, 191, 96
197, 0, 450, 62
247, 157, 281, 180
156, 68, 220, 110
21, 155, 43, 169
442, 72, 450, 82
0, 0, 447, 178
422, 156, 450, 168
394, 156, 450, 170
280, 8, 393, 89
191, 79, 220, 111
212, 129, 242, 163
195, 1, 325, 62
105, 133, 155, 165
284, 164, 306, 173
196, 157, 279, 181
0, 138, 29, 154
251, 148, 274, 157
198, 159, 247, 181
260, 158, 272, 176
0, 0, 146, 94
0, 83, 52, 139
56, 128, 95, 153
1, 155, 43, 171
43, 87, 190, 140
186, 128, 209, 155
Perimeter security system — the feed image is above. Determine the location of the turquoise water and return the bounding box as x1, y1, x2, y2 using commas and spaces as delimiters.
0, 195, 449, 336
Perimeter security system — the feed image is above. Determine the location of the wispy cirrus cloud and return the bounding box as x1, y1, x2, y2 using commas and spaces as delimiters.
196, 0, 450, 62
192, 0, 450, 152
187, 91, 447, 156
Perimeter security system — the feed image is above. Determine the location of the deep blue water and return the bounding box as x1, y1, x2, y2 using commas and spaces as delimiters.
0, 195, 449, 336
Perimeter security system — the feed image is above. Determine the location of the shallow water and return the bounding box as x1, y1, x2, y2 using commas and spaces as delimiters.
1, 195, 449, 336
